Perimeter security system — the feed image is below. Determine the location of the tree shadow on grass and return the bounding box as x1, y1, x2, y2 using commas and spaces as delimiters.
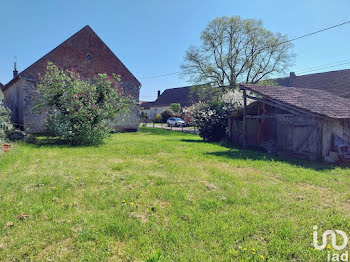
181, 138, 336, 171
27, 134, 102, 149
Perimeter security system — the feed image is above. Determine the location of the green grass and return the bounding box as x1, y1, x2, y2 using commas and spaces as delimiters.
1, 127, 350, 261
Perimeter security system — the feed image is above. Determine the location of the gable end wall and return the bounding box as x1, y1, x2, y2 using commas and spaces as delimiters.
4, 79, 140, 133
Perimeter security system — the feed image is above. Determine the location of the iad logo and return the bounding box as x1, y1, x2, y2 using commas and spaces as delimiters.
313, 226, 348, 251
313, 226, 349, 262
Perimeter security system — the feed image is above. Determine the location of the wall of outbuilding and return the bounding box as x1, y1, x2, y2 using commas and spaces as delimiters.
321, 118, 350, 158
3, 78, 26, 127
4, 79, 48, 133
275, 116, 322, 160
4, 79, 140, 133
229, 111, 350, 161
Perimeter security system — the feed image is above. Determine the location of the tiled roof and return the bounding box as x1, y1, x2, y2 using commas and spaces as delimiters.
4, 25, 140, 90
140, 101, 154, 110
151, 86, 198, 107
241, 84, 350, 119
276, 69, 350, 98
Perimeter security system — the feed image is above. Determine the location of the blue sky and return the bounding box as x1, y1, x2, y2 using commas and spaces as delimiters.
0, 0, 349, 101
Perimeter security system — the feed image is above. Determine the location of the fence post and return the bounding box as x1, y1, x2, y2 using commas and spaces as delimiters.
171, 124, 172, 130
153, 121, 155, 128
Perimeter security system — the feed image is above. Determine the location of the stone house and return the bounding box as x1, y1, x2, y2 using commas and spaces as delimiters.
1, 25, 141, 133
141, 86, 198, 119
139, 100, 154, 117
276, 69, 350, 98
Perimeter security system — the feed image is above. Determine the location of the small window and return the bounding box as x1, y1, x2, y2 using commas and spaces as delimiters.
86, 52, 93, 61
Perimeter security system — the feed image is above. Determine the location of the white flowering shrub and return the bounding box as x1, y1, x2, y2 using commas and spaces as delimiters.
192, 100, 238, 142
221, 89, 244, 105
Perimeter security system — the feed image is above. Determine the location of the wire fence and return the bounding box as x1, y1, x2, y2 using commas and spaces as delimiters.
140, 122, 199, 134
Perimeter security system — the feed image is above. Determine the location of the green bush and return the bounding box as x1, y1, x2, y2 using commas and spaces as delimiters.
160, 109, 173, 123
154, 113, 162, 123
192, 101, 237, 142
169, 103, 181, 113
35, 62, 134, 145
0, 91, 13, 144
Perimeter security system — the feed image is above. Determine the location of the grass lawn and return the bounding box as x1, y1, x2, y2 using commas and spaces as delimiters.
1, 127, 350, 261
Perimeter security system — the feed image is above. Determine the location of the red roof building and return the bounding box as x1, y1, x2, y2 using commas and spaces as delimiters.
2, 26, 141, 132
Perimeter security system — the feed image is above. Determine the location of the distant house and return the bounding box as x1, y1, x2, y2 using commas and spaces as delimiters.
276, 69, 350, 98
229, 82, 350, 161
139, 100, 153, 117
1, 25, 141, 132
141, 86, 198, 119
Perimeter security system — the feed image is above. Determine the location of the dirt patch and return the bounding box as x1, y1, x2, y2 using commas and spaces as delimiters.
16, 213, 29, 220
4, 221, 14, 228
152, 200, 169, 209
108, 159, 125, 164
126, 184, 135, 190
133, 159, 158, 166
298, 183, 331, 193
38, 238, 74, 260
129, 212, 148, 223
292, 183, 350, 215
108, 241, 132, 262
202, 181, 217, 191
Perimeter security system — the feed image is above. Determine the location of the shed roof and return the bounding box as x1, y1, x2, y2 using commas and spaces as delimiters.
3, 25, 140, 91
241, 84, 350, 119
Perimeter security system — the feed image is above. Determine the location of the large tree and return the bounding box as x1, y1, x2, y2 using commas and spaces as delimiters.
181, 16, 294, 88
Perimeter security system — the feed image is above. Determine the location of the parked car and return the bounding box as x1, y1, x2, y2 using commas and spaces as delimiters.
167, 117, 186, 127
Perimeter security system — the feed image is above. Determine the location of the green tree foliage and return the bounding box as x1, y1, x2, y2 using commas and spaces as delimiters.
169, 103, 181, 113
140, 111, 148, 120
35, 62, 134, 145
181, 16, 294, 89
0, 91, 13, 143
161, 108, 173, 123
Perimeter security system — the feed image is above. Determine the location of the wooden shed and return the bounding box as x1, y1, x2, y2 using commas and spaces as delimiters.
228, 84, 350, 161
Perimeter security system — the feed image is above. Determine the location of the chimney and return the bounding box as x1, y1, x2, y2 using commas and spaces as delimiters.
157, 90, 161, 98
288, 72, 296, 86
13, 61, 18, 79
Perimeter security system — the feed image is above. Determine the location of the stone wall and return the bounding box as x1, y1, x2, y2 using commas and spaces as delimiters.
22, 81, 48, 133
112, 80, 140, 131
3, 79, 26, 127
4, 78, 140, 133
